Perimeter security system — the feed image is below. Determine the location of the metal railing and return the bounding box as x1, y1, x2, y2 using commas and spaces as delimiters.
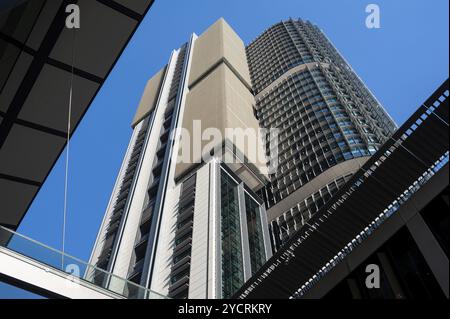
234, 79, 449, 299
0, 226, 168, 299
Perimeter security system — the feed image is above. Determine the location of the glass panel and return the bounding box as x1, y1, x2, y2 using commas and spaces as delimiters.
245, 193, 266, 275
0, 226, 168, 299
220, 170, 244, 298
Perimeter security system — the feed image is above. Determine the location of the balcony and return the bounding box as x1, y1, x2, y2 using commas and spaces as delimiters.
174, 226, 193, 243
168, 277, 189, 296
173, 240, 192, 255
176, 219, 193, 232
177, 206, 194, 224
172, 244, 191, 260
128, 259, 145, 284
171, 255, 191, 273
152, 161, 163, 177
147, 179, 160, 197
140, 205, 154, 225
156, 145, 167, 158
163, 116, 173, 129
134, 234, 149, 260
116, 189, 130, 202
160, 130, 170, 144
174, 234, 192, 251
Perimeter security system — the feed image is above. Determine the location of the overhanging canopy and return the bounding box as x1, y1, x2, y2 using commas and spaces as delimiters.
0, 0, 155, 230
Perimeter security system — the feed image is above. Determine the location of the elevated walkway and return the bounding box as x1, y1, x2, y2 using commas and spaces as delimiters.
0, 226, 167, 299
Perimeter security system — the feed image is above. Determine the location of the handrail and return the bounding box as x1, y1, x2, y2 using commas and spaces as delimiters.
0, 225, 168, 299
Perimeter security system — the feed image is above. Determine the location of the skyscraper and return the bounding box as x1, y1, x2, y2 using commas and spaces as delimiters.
88, 18, 397, 299
247, 19, 396, 250
88, 19, 272, 299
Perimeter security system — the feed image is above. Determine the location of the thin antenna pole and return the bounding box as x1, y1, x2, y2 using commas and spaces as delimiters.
62, 28, 76, 270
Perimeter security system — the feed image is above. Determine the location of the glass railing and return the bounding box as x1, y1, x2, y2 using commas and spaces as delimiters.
0, 226, 168, 299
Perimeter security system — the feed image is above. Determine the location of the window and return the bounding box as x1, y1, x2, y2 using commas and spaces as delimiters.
221, 170, 244, 298
245, 194, 266, 275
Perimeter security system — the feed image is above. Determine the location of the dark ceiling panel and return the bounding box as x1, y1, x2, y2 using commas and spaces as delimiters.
25, 0, 62, 51
0, 124, 66, 181
49, 0, 137, 79
0, 51, 33, 112
0, 39, 21, 91
0, 178, 39, 226
112, 0, 151, 15
0, 0, 156, 231
18, 63, 100, 133
0, 0, 45, 43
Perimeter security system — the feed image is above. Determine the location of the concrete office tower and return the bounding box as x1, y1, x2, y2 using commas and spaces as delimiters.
246, 19, 397, 250
88, 19, 272, 299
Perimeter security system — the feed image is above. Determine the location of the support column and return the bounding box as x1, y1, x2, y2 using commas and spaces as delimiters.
407, 214, 449, 298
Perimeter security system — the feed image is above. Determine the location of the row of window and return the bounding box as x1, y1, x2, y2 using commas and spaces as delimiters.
270, 174, 353, 251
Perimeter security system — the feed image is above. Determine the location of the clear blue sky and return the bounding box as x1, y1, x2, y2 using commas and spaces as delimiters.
1, 0, 448, 297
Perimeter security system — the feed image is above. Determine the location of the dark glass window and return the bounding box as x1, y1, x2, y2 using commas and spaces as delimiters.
221, 170, 244, 298
245, 194, 266, 275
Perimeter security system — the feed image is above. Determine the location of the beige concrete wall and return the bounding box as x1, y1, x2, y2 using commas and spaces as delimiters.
175, 64, 225, 179
131, 66, 166, 127
175, 62, 268, 180
188, 18, 251, 88
175, 29, 268, 181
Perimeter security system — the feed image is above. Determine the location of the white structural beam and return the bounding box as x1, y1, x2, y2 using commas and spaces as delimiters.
0, 247, 123, 299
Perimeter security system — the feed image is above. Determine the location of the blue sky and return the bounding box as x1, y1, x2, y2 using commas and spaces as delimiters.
1, 0, 448, 297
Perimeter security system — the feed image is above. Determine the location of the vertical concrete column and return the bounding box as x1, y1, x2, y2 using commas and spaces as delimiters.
407, 214, 449, 298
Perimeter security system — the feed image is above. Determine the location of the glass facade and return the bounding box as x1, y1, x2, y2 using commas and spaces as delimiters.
220, 167, 269, 298
245, 20, 398, 255
245, 193, 266, 275
269, 173, 353, 251
220, 170, 244, 298
247, 19, 396, 210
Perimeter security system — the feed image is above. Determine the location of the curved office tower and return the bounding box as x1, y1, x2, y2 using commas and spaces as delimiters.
88, 19, 272, 299
246, 19, 397, 250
